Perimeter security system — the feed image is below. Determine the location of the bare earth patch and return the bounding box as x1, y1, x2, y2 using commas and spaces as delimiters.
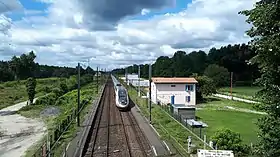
0, 100, 46, 157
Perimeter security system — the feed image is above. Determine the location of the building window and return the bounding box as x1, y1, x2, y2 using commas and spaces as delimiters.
186, 96, 191, 102
171, 84, 176, 87
186, 84, 193, 91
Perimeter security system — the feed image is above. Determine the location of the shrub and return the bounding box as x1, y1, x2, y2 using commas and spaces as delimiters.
55, 95, 68, 106
59, 82, 68, 94
52, 87, 63, 97
35, 93, 57, 106
44, 86, 51, 93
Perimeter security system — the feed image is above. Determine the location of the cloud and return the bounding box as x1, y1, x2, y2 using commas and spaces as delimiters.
0, 0, 255, 70
141, 9, 150, 15
77, 0, 174, 30
0, 0, 22, 14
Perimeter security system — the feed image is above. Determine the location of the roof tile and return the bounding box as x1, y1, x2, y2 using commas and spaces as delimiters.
151, 77, 198, 83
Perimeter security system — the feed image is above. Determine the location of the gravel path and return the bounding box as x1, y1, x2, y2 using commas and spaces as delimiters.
213, 93, 260, 104
0, 98, 46, 157
224, 106, 266, 115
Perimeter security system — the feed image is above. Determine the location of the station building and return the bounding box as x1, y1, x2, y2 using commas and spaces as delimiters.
151, 77, 198, 106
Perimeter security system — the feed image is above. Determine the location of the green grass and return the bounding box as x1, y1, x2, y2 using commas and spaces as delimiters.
18, 81, 105, 157
0, 77, 63, 109
126, 85, 211, 155
218, 86, 261, 100
130, 83, 261, 147
196, 110, 261, 144
198, 96, 257, 111
196, 96, 263, 144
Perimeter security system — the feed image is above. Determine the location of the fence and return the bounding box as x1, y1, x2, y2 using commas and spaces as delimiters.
32, 101, 86, 157
31, 79, 107, 157
123, 80, 214, 150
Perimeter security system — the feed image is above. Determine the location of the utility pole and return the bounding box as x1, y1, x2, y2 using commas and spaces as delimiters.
77, 63, 80, 127
230, 72, 233, 100
138, 65, 141, 96
149, 64, 152, 123
96, 66, 99, 94
125, 68, 128, 83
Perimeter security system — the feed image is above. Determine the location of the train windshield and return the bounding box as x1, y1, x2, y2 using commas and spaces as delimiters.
118, 89, 127, 98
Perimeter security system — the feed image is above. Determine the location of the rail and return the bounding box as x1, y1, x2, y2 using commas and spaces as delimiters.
80, 77, 152, 157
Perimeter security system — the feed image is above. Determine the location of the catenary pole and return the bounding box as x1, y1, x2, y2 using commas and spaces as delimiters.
96, 66, 99, 94
138, 65, 141, 96
77, 62, 80, 127
149, 63, 152, 123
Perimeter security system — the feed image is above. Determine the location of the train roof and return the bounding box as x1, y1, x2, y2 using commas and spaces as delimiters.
118, 86, 126, 91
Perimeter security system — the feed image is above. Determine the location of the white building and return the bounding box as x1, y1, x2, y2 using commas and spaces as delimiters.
151, 77, 198, 106
126, 74, 139, 80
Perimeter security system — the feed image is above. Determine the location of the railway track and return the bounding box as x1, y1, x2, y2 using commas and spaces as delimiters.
81, 78, 152, 157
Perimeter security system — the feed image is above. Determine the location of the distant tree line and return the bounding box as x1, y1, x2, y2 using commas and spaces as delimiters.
0, 51, 96, 82
112, 43, 260, 87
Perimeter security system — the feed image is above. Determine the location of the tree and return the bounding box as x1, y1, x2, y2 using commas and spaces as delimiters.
26, 77, 36, 105
113, 43, 259, 84
240, 1, 280, 156
211, 128, 250, 156
204, 64, 230, 87
192, 74, 216, 102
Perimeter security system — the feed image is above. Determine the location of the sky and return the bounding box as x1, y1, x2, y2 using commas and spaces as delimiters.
0, 0, 255, 70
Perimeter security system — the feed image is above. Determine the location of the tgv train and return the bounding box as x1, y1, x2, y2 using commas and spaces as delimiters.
111, 75, 130, 111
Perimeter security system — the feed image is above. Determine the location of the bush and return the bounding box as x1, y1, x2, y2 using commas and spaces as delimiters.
52, 87, 63, 97
59, 82, 68, 94
35, 93, 57, 106
211, 128, 250, 156
55, 95, 68, 106
44, 86, 51, 93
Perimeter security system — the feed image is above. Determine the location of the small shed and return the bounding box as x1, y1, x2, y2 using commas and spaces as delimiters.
170, 104, 196, 119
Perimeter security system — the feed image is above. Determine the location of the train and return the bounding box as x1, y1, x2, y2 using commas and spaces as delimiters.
111, 74, 130, 111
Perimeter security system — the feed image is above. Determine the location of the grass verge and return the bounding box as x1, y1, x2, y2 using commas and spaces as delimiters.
18, 81, 104, 157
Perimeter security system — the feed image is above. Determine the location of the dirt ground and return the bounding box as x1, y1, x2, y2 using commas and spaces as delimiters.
0, 99, 46, 157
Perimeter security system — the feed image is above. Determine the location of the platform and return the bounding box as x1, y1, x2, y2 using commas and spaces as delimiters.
130, 103, 176, 156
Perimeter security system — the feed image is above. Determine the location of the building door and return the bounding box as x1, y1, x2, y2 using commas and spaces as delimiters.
171, 95, 175, 104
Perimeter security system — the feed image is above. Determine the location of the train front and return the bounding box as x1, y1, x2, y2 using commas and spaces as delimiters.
116, 87, 129, 110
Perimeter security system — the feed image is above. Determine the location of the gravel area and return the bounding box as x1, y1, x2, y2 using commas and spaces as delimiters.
0, 99, 46, 157
40, 106, 60, 117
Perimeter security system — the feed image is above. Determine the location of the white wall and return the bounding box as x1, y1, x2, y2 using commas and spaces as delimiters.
127, 74, 139, 80
152, 83, 196, 106
130, 80, 149, 87
151, 82, 157, 103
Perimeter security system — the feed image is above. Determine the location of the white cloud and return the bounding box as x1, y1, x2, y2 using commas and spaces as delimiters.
141, 9, 150, 15
0, 0, 255, 70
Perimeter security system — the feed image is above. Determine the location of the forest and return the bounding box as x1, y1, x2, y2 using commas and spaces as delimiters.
112, 43, 260, 87
0, 51, 95, 82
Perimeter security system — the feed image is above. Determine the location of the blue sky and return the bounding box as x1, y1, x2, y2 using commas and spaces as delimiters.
130, 0, 191, 20
8, 0, 191, 21
6, 0, 49, 21
0, 0, 253, 68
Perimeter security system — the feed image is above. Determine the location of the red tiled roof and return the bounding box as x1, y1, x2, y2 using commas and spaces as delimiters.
151, 77, 198, 83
